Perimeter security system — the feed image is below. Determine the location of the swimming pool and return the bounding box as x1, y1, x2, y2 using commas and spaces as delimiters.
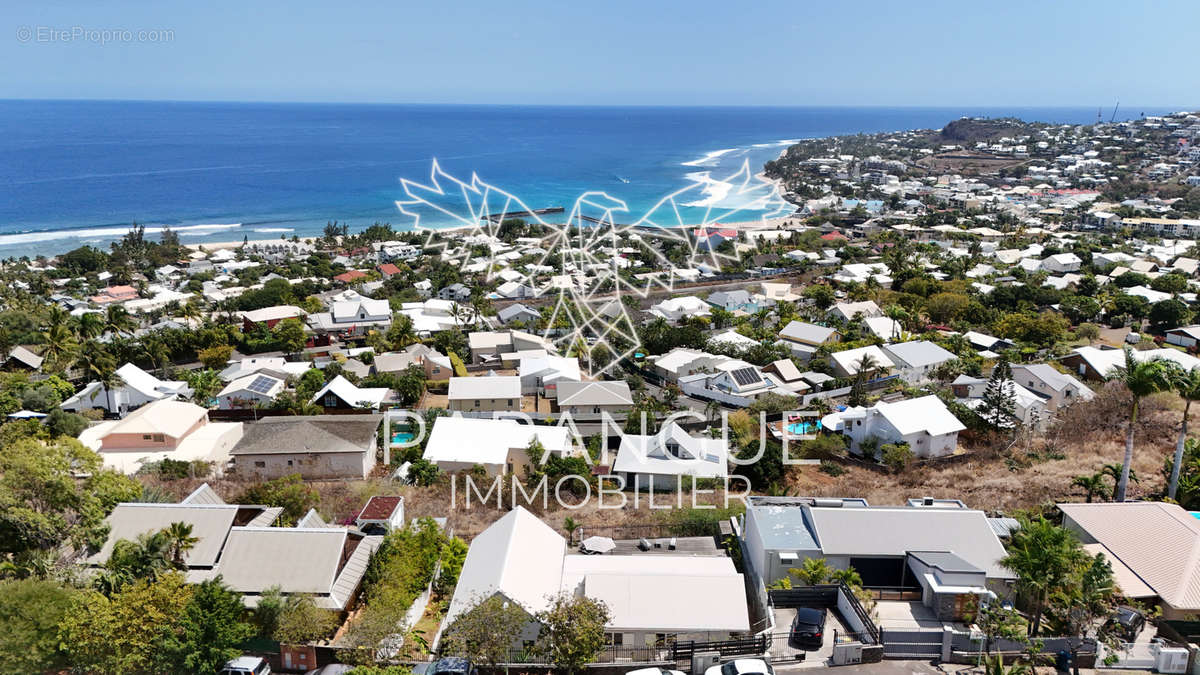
786, 421, 821, 435
391, 432, 416, 444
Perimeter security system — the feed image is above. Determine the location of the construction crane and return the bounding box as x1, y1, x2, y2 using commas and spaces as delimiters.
1110, 101, 1120, 123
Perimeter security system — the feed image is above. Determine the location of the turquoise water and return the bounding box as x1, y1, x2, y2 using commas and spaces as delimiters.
391, 432, 415, 444
786, 421, 821, 435
0, 100, 1173, 258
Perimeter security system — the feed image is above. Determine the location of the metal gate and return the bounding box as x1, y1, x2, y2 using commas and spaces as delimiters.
880, 628, 943, 659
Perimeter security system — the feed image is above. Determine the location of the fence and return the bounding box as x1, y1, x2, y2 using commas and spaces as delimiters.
768, 585, 879, 645
880, 627, 944, 659
672, 635, 770, 661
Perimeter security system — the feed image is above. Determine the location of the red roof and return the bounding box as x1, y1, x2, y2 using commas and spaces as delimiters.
377, 263, 401, 277
334, 270, 369, 283
820, 231, 848, 241
358, 496, 403, 521
694, 227, 738, 238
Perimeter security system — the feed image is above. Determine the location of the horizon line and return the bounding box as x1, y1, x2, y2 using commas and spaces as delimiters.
0, 96, 1192, 111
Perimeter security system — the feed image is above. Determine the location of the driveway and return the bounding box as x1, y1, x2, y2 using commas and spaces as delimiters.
769, 606, 847, 667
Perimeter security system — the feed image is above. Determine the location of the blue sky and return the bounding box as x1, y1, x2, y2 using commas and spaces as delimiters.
2, 0, 1197, 106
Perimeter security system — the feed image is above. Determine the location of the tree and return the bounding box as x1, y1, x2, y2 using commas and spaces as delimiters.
1077, 322, 1101, 344
964, 596, 1027, 664
790, 557, 834, 585
1059, 295, 1100, 324
1168, 365, 1200, 500
184, 369, 222, 406
1149, 298, 1190, 327
1001, 516, 1087, 637
233, 474, 320, 526
58, 572, 193, 675
925, 292, 970, 324
443, 594, 532, 666
163, 521, 199, 568
272, 593, 338, 645
197, 344, 234, 369
803, 284, 836, 310
0, 578, 79, 675
977, 358, 1017, 430
534, 594, 611, 674
386, 313, 418, 349
1110, 348, 1172, 502
1071, 472, 1109, 503
164, 577, 255, 674
275, 317, 308, 355
1051, 553, 1119, 675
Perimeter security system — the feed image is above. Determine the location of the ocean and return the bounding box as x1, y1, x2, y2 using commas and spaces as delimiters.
0, 100, 1173, 258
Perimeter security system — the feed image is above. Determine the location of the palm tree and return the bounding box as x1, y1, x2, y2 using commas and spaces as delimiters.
163, 521, 198, 568
1168, 365, 1200, 499
74, 312, 104, 341
41, 309, 78, 372
1001, 515, 1087, 637
103, 304, 136, 336
1071, 472, 1109, 503
1110, 347, 1172, 502
884, 304, 909, 340
704, 399, 723, 423
74, 343, 115, 383
388, 313, 417, 349
178, 300, 203, 327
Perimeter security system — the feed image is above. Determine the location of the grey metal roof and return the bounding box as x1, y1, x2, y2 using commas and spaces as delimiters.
556, 380, 633, 407
88, 503, 238, 568
779, 321, 837, 345
908, 550, 984, 574
231, 414, 382, 456
746, 499, 820, 552
216, 527, 346, 596
882, 340, 956, 368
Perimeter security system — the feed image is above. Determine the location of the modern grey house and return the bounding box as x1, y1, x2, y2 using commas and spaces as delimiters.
740, 496, 1015, 620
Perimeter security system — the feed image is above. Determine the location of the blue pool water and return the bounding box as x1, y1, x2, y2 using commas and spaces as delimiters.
391, 432, 416, 444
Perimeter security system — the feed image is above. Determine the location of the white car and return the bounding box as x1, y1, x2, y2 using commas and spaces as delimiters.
704, 659, 775, 675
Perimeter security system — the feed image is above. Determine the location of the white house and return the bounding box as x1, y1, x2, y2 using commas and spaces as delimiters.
648, 296, 711, 323
447, 375, 522, 412
881, 340, 956, 384
838, 395, 965, 458
828, 300, 883, 321
555, 381, 634, 415
829, 345, 895, 379
422, 416, 572, 476
518, 354, 581, 396
308, 297, 392, 336
1041, 252, 1082, 273
216, 373, 285, 410
310, 375, 391, 410
61, 362, 191, 416
614, 422, 729, 491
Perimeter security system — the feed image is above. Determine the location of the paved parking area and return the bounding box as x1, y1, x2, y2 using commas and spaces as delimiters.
875, 601, 942, 629
769, 606, 848, 666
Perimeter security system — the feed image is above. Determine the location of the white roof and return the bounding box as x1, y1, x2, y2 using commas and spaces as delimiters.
1071, 346, 1200, 378
310, 375, 390, 407
444, 507, 566, 626
583, 572, 748, 633
240, 305, 307, 323
447, 375, 521, 400
860, 395, 966, 436
423, 416, 571, 467
106, 398, 209, 438
614, 422, 729, 479
218, 373, 285, 398
114, 362, 188, 399
882, 340, 955, 368
830, 345, 895, 374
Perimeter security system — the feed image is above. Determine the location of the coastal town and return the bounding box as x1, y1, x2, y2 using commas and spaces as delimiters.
6, 109, 1200, 675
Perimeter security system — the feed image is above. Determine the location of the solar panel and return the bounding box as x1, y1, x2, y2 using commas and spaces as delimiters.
246, 375, 276, 394
731, 367, 762, 386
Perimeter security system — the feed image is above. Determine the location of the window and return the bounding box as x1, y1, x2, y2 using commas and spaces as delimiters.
606, 632, 623, 646
143, 434, 153, 440
152, 434, 165, 443
474, 400, 480, 407
254, 461, 266, 468
287, 460, 294, 466
325, 394, 338, 407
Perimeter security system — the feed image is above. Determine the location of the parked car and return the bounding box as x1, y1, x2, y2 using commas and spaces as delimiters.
413, 657, 479, 675
705, 658, 776, 675
219, 656, 271, 675
790, 607, 828, 649
1105, 606, 1146, 641
627, 668, 686, 675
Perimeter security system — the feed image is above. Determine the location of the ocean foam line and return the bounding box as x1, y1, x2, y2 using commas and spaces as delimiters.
253, 227, 295, 233
0, 223, 241, 247
680, 147, 739, 167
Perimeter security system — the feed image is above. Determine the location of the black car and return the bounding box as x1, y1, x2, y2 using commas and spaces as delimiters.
790, 607, 827, 649
415, 658, 478, 675
1105, 606, 1145, 642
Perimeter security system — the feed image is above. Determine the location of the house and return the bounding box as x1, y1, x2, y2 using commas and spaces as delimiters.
441, 507, 748, 652
355, 496, 405, 534
649, 348, 725, 382
648, 296, 711, 323
777, 321, 838, 360
61, 362, 191, 416
706, 290, 756, 313
77, 399, 244, 475
230, 414, 382, 480
219, 356, 310, 383
555, 380, 634, 415
963, 331, 1014, 353
762, 359, 812, 395
1062, 346, 1200, 381
422, 416, 572, 476
1058, 501, 1200, 620
828, 300, 882, 322
686, 360, 777, 400
447, 375, 522, 412
333, 270, 369, 285
829, 344, 895, 379
741, 496, 1015, 619
91, 285, 140, 305
497, 303, 542, 326
708, 329, 761, 351
951, 374, 1049, 428
1, 345, 43, 372
216, 373, 285, 409
398, 299, 464, 334
308, 297, 392, 337
241, 305, 307, 331
862, 316, 906, 341
1041, 252, 1082, 273
376, 263, 402, 278
518, 354, 581, 396
614, 422, 729, 491
468, 330, 556, 365
1009, 364, 1093, 412
310, 375, 391, 410
837, 395, 965, 458
881, 340, 956, 384
84, 486, 383, 611
693, 226, 738, 251
1165, 325, 1200, 348
437, 283, 471, 302
374, 344, 452, 381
